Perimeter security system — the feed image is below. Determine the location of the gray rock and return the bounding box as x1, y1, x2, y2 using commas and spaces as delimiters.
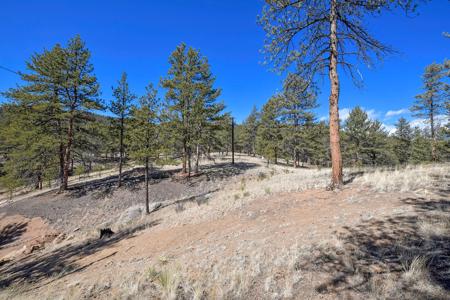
116, 205, 145, 225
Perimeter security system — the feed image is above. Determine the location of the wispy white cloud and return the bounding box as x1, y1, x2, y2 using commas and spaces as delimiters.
409, 114, 448, 129
385, 108, 409, 118
365, 108, 380, 120
320, 107, 380, 122
381, 123, 396, 135
339, 108, 351, 121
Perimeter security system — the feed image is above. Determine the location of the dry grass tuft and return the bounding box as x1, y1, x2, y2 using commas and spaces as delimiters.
354, 163, 449, 192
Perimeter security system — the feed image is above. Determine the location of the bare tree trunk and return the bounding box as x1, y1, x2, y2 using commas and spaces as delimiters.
328, 0, 343, 189
145, 157, 150, 214
61, 116, 74, 191
188, 147, 192, 177
231, 118, 235, 165
59, 143, 65, 187
195, 144, 200, 174
292, 150, 297, 168
182, 139, 187, 174
36, 173, 41, 190
430, 109, 437, 161
118, 116, 124, 187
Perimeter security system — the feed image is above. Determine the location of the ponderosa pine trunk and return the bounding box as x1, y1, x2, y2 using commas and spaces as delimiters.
145, 157, 149, 214
328, 0, 343, 188
182, 138, 187, 174
292, 150, 297, 168
61, 115, 74, 191
59, 143, 65, 187
430, 107, 437, 161
195, 143, 200, 174
118, 116, 124, 187
187, 147, 192, 176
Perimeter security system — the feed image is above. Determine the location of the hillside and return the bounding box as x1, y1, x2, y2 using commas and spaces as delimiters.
0, 155, 448, 299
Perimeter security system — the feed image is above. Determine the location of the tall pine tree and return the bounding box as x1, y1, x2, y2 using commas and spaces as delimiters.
241, 106, 260, 156
257, 96, 282, 165
110, 72, 135, 187
129, 83, 161, 214
161, 43, 224, 176
259, 0, 419, 188
412, 60, 449, 161
393, 118, 413, 164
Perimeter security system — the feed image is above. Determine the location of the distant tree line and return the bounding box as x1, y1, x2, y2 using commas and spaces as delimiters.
236, 61, 449, 167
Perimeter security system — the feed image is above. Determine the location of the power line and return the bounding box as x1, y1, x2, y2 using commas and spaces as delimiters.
0, 65, 21, 75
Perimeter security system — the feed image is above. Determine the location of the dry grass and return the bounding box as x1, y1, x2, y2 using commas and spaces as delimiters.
3, 157, 449, 300
354, 163, 449, 192
112, 243, 316, 300
159, 156, 332, 227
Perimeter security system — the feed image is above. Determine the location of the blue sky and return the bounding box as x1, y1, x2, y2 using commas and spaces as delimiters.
0, 0, 449, 129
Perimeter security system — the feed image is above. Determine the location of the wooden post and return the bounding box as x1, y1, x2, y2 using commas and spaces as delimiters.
231, 117, 235, 165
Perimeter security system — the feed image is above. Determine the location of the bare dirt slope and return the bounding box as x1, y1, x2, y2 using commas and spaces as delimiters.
0, 157, 448, 299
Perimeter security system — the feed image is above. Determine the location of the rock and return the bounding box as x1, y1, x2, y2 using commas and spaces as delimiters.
116, 205, 145, 226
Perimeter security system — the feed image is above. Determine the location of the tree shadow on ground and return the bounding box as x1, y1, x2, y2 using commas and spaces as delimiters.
197, 162, 259, 182
343, 171, 365, 185
0, 222, 28, 249
305, 195, 450, 298
67, 167, 178, 198
67, 162, 258, 198
0, 220, 159, 289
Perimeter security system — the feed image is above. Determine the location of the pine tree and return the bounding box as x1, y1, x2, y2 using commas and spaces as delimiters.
110, 72, 135, 187
278, 73, 317, 167
343, 107, 392, 166
59, 36, 102, 190
393, 118, 413, 164
190, 58, 225, 173
343, 107, 372, 166
309, 121, 330, 167
2, 44, 66, 188
366, 120, 393, 165
259, 0, 419, 188
241, 106, 260, 156
129, 83, 161, 214
410, 127, 432, 164
1, 37, 101, 191
256, 96, 282, 165
412, 60, 449, 161
161, 43, 224, 176
0, 104, 58, 193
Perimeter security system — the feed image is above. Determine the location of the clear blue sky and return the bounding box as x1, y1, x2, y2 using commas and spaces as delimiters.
0, 0, 449, 128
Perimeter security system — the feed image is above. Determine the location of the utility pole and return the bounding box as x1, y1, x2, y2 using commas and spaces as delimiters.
231, 117, 235, 165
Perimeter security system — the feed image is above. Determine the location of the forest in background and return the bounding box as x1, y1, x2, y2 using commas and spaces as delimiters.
0, 35, 448, 199
0, 0, 449, 199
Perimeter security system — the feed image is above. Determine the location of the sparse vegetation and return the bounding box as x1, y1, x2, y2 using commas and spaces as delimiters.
0, 2, 448, 300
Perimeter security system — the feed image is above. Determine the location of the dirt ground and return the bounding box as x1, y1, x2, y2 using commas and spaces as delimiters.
0, 157, 448, 299
0, 161, 256, 233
